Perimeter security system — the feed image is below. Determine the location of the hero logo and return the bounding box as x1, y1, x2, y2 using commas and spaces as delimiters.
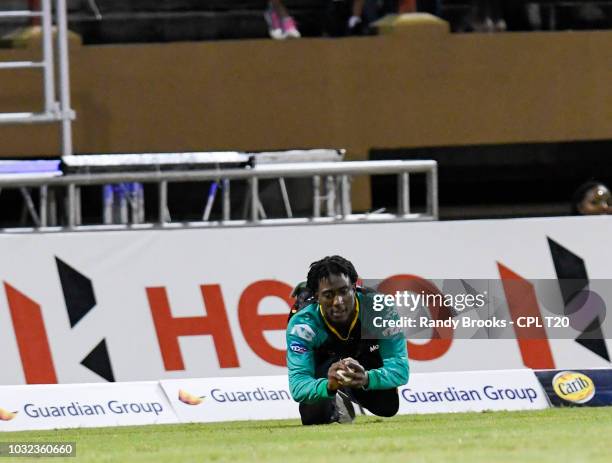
3, 236, 606, 382
2, 257, 112, 385
290, 324, 315, 342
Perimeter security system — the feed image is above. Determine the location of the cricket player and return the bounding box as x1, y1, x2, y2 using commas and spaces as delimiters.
286, 255, 409, 425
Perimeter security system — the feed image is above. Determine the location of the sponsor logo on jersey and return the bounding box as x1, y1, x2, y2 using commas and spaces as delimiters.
552, 371, 595, 404
370, 344, 379, 353
290, 324, 316, 342
289, 341, 308, 354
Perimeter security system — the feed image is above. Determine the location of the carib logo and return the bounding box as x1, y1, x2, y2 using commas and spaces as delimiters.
552, 371, 596, 404
0, 407, 18, 421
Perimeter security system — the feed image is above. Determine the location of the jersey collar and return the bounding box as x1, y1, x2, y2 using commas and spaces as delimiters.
319, 296, 360, 341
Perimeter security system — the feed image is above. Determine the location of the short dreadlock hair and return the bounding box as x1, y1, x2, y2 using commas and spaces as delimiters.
306, 255, 358, 293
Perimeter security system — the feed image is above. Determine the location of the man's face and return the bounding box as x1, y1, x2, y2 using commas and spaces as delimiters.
579, 185, 612, 215
317, 273, 356, 325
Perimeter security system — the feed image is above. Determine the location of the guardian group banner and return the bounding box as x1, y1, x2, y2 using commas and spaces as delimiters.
398, 370, 550, 414
161, 376, 300, 423
0, 381, 178, 432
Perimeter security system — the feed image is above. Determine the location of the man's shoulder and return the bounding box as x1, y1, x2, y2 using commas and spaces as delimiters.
357, 286, 380, 310
286, 302, 324, 339
288, 302, 320, 326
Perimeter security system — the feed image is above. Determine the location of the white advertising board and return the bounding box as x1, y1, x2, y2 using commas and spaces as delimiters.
0, 370, 550, 431
397, 369, 550, 414
0, 382, 178, 432
0, 216, 610, 384
161, 376, 299, 423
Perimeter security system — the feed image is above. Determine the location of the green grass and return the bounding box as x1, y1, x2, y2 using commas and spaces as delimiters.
2, 408, 611, 462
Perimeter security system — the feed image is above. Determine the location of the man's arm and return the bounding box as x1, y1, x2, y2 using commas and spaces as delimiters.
286, 315, 335, 403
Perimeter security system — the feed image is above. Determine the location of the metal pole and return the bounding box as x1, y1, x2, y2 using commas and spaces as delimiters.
335, 177, 342, 216
325, 176, 335, 217
426, 166, 439, 220
278, 178, 293, 218
0, 62, 45, 70
136, 183, 145, 223
340, 175, 351, 217
85, 0, 102, 20
250, 177, 259, 222
40, 185, 48, 227
222, 179, 230, 221
67, 183, 76, 227
202, 182, 218, 221
49, 189, 57, 226
158, 181, 168, 225
19, 188, 41, 227
118, 185, 128, 224
398, 172, 410, 216
41, 0, 56, 114
55, 0, 74, 156
312, 175, 320, 218
257, 201, 267, 219
77, 186, 83, 225
102, 185, 113, 224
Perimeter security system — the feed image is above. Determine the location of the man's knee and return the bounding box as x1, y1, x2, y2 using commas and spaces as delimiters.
359, 389, 399, 417
299, 400, 335, 425
370, 398, 399, 417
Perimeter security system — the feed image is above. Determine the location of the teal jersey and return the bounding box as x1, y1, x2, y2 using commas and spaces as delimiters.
286, 290, 409, 403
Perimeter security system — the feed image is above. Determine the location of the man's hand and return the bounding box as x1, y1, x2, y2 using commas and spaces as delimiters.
337, 358, 369, 389
343, 358, 369, 388
326, 360, 346, 392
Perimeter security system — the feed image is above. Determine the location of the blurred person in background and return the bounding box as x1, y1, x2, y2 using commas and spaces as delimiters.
362, 0, 400, 32
327, 0, 398, 36
326, 0, 366, 36
264, 0, 301, 39
466, 0, 506, 32
348, 0, 366, 33
572, 181, 612, 215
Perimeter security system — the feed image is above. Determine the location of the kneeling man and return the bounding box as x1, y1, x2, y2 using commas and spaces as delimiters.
286, 255, 409, 425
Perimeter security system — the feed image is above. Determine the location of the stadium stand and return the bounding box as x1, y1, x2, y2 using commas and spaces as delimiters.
68, 0, 329, 43
67, 1, 612, 42
3, 1, 611, 44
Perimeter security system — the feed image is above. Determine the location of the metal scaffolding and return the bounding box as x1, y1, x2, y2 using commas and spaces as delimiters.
0, 159, 439, 232
0, 0, 75, 156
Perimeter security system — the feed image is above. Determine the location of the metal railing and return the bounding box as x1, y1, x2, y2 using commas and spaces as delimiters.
0, 0, 74, 156
0, 160, 438, 232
